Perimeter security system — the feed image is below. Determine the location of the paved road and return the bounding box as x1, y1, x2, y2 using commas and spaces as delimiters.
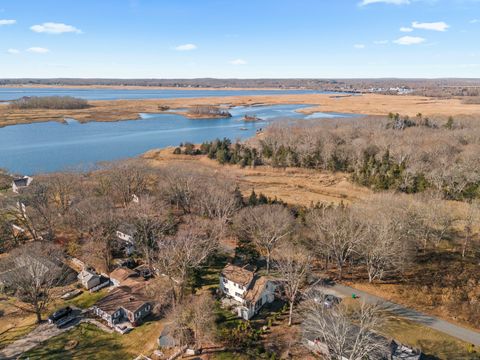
320, 283, 480, 346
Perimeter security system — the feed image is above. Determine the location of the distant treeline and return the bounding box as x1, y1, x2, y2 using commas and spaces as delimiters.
2, 78, 480, 94
8, 96, 89, 110
187, 105, 231, 118
175, 113, 480, 200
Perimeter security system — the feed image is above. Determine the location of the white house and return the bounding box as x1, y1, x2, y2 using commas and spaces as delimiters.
12, 176, 33, 194
219, 264, 276, 320
116, 224, 136, 256
78, 268, 102, 290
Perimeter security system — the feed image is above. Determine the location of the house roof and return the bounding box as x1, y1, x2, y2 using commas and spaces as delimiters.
244, 277, 271, 303
221, 264, 254, 287
13, 176, 32, 188
110, 267, 137, 284
94, 285, 149, 315
78, 269, 99, 282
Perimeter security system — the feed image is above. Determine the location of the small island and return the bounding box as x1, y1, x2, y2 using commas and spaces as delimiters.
243, 114, 262, 122
185, 105, 232, 119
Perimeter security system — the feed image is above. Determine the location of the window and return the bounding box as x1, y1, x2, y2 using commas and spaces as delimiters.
235, 292, 242, 298
222, 277, 228, 284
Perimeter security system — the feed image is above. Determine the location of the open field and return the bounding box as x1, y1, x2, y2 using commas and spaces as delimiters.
143, 147, 372, 206
1, 93, 480, 127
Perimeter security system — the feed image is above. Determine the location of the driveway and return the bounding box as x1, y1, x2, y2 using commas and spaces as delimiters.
319, 283, 480, 346
0, 309, 86, 360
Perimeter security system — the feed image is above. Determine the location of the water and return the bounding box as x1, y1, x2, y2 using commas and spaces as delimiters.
0, 104, 357, 175
0, 87, 332, 101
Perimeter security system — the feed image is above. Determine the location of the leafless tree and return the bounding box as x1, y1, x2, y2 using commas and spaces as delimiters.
97, 162, 150, 207
302, 297, 386, 360
160, 167, 199, 214
154, 217, 218, 303
307, 207, 365, 280
128, 197, 176, 270
169, 293, 216, 350
274, 242, 312, 326
461, 200, 480, 258
233, 204, 294, 273
0, 242, 68, 322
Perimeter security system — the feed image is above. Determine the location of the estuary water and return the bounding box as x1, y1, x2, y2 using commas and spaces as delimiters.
0, 104, 357, 175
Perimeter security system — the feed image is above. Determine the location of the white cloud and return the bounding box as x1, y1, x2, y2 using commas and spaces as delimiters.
27, 47, 49, 53
175, 43, 197, 51
400, 27, 413, 32
230, 58, 247, 65
7, 48, 20, 54
0, 19, 16, 26
374, 40, 389, 44
412, 21, 449, 32
354, 44, 366, 49
30, 22, 82, 34
394, 36, 426, 45
360, 0, 409, 6
470, 19, 479, 24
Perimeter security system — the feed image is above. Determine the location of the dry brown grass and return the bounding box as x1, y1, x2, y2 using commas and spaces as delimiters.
143, 147, 371, 207
1, 93, 480, 127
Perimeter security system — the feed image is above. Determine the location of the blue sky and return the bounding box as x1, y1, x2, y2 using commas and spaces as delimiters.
0, 0, 479, 78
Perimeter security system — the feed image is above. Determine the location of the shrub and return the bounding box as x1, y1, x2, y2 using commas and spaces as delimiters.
9, 96, 89, 110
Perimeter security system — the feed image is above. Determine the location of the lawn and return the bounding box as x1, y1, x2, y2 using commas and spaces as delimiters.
383, 315, 479, 360
63, 289, 107, 309
19, 315, 167, 360
20, 323, 133, 360
0, 297, 38, 349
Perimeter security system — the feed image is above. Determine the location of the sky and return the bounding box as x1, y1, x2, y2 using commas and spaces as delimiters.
0, 0, 480, 78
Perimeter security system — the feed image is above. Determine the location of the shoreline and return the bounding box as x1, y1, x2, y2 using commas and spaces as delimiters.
0, 93, 479, 128
0, 84, 310, 91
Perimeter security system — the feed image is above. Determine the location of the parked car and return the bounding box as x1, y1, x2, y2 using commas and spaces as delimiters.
48, 306, 72, 324
55, 315, 76, 328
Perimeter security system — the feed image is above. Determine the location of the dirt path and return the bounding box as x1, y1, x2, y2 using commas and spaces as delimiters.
320, 283, 480, 346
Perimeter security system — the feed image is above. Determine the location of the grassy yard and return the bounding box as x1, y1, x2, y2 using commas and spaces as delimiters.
62, 289, 108, 309
20, 323, 133, 360
0, 298, 39, 349
20, 316, 167, 360
383, 315, 480, 360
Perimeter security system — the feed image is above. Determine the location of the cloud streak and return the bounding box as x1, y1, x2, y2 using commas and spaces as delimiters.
27, 47, 49, 53
400, 27, 413, 32
412, 21, 449, 31
31, 22, 82, 34
230, 59, 247, 65
175, 43, 197, 51
0, 19, 16, 26
394, 36, 426, 45
360, 0, 409, 6
7, 48, 20, 54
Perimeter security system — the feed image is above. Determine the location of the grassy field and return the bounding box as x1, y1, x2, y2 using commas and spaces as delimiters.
144, 147, 372, 207
20, 316, 166, 360
383, 316, 480, 360
0, 298, 40, 350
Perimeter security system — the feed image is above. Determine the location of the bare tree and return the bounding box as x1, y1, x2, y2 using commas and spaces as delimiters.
307, 207, 365, 280
98, 162, 149, 207
154, 217, 218, 303
462, 200, 480, 258
0, 242, 68, 322
160, 166, 198, 214
274, 242, 312, 326
234, 204, 294, 273
302, 297, 386, 360
169, 293, 216, 350
128, 197, 176, 270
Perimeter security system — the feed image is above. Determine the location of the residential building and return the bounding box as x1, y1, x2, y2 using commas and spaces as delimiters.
219, 264, 276, 320
92, 285, 152, 329
12, 176, 33, 193
77, 268, 102, 290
